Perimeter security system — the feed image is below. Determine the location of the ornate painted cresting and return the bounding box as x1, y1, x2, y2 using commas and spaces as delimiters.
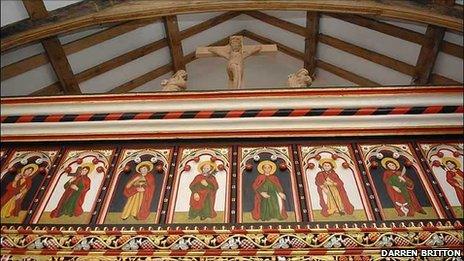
1, 221, 463, 259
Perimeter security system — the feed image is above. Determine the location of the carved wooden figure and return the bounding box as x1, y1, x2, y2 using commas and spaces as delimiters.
196, 35, 277, 89
161, 70, 188, 91
287, 68, 313, 88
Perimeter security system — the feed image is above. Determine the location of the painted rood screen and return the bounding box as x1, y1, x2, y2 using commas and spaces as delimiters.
0, 140, 462, 226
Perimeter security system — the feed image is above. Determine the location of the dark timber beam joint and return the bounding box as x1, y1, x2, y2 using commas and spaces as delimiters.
412, 25, 446, 85
304, 11, 319, 77
22, 0, 81, 94
164, 15, 185, 72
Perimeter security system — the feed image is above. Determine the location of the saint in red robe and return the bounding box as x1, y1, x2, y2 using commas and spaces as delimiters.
1, 176, 32, 217
315, 170, 354, 217
446, 169, 463, 206
383, 169, 425, 216
50, 174, 91, 218
251, 175, 288, 221
121, 173, 155, 220
189, 174, 218, 220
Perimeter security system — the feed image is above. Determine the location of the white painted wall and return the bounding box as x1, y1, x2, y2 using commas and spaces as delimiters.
1, 0, 29, 27
1, 9, 462, 97
43, 0, 83, 11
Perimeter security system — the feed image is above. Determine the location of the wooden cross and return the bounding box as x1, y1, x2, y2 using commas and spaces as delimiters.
196, 35, 277, 89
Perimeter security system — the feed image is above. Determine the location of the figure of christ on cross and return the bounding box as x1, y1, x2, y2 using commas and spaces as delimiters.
196, 36, 278, 89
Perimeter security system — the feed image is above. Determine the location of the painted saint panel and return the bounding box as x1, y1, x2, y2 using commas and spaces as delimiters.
0, 150, 58, 223
167, 147, 231, 223
419, 142, 463, 218
359, 144, 444, 220
299, 145, 374, 222
238, 146, 301, 223
33, 149, 114, 224
97, 148, 172, 224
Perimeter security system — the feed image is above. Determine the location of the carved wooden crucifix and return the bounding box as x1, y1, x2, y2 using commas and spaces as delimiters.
196, 36, 277, 89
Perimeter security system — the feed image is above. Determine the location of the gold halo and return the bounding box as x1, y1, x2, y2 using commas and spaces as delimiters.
79, 162, 95, 173
319, 158, 337, 169
21, 163, 38, 176
197, 161, 217, 173
136, 161, 154, 173
442, 157, 461, 169
257, 160, 277, 175
381, 157, 400, 169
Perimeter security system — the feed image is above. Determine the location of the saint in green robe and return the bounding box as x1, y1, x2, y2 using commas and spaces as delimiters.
188, 174, 218, 220
251, 175, 288, 221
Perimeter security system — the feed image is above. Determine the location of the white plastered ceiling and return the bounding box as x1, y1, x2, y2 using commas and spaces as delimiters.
1, 1, 463, 97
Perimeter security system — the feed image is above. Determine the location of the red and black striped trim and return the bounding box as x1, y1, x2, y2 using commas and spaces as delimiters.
1, 106, 462, 124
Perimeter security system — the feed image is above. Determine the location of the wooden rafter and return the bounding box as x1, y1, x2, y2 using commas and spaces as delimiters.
163, 15, 185, 71
1, 19, 156, 82
22, 0, 81, 94
242, 30, 305, 60
242, 30, 379, 86
247, 11, 462, 62
244, 11, 414, 74
1, 0, 462, 52
29, 12, 240, 96
318, 34, 415, 76
304, 12, 319, 76
107, 63, 173, 94
180, 11, 241, 40
245, 11, 460, 85
107, 33, 242, 94
78, 38, 169, 83
412, 25, 446, 85
244, 11, 306, 35
327, 13, 462, 59
17, 8, 463, 97
33, 38, 170, 96
316, 60, 379, 86
3, 12, 236, 84
431, 73, 461, 85
27, 9, 459, 95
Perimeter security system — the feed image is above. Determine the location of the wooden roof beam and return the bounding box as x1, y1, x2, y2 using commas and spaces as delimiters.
243, 11, 417, 77
1, 19, 154, 81
2, 0, 462, 52
304, 12, 319, 77
327, 13, 462, 59
244, 11, 306, 36
316, 59, 379, 86
22, 0, 81, 95
242, 30, 379, 86
29, 12, 240, 96
3, 12, 237, 82
32, 38, 169, 96
318, 33, 416, 76
241, 30, 305, 60
107, 63, 173, 94
163, 15, 185, 71
180, 11, 241, 40
107, 32, 243, 94
412, 25, 446, 85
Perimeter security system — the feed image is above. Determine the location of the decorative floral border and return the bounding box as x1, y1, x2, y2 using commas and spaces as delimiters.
1, 221, 462, 256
